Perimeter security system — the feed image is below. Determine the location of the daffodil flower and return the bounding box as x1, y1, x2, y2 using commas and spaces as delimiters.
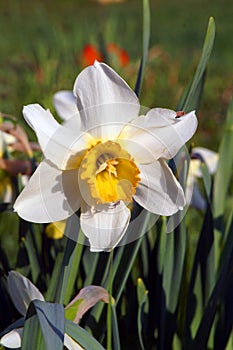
45, 220, 66, 239
0, 271, 83, 350
14, 61, 197, 251
186, 147, 218, 210
0, 121, 38, 203
53, 90, 79, 123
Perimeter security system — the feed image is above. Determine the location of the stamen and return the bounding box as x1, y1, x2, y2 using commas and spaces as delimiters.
79, 140, 140, 205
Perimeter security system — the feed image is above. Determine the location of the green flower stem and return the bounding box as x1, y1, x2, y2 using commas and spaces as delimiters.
107, 250, 114, 350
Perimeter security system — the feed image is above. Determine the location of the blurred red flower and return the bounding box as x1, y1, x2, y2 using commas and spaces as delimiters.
80, 43, 129, 67
81, 44, 104, 66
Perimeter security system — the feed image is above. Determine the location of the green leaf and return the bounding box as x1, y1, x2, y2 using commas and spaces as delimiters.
137, 278, 149, 350
65, 319, 105, 350
191, 246, 233, 349
23, 238, 40, 283
178, 17, 216, 112
140, 234, 149, 278
88, 210, 153, 327
172, 333, 182, 350
29, 300, 65, 350
113, 211, 153, 306
185, 206, 214, 347
107, 251, 113, 350
134, 0, 150, 96
156, 217, 167, 274
54, 213, 85, 305
65, 299, 83, 321
213, 99, 233, 268
200, 162, 212, 201
65, 285, 110, 324
7, 270, 44, 316
189, 209, 233, 349
189, 266, 204, 340
45, 252, 64, 301
225, 331, 233, 350
112, 305, 121, 350
162, 221, 187, 313
83, 250, 100, 286
22, 312, 44, 350
213, 99, 233, 220
0, 317, 25, 338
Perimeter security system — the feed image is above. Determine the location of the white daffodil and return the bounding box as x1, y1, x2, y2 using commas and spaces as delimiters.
0, 130, 16, 157
0, 130, 17, 203
0, 271, 83, 350
186, 147, 219, 210
53, 90, 80, 124
14, 61, 197, 251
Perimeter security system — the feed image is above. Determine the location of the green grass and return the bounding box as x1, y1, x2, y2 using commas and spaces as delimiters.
0, 0, 232, 148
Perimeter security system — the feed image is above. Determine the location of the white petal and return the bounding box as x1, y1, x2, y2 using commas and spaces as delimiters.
81, 201, 130, 252
0, 131, 3, 156
73, 61, 140, 139
8, 271, 44, 316
0, 328, 23, 348
53, 90, 80, 122
119, 108, 197, 163
23, 104, 91, 170
191, 147, 218, 175
134, 160, 185, 215
3, 132, 16, 145
64, 334, 84, 350
186, 176, 207, 210
14, 160, 81, 223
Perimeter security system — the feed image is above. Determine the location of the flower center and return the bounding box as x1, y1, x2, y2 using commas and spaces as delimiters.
79, 140, 140, 205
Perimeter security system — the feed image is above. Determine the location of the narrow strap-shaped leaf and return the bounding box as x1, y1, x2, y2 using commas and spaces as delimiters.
134, 0, 150, 96
45, 252, 64, 301
23, 228, 41, 284
156, 217, 167, 274
112, 305, 121, 350
213, 99, 233, 221
189, 266, 204, 341
178, 17, 215, 112
177, 69, 206, 112
65, 319, 105, 350
191, 226, 233, 350
137, 278, 149, 350
172, 333, 182, 350
217, 209, 233, 278
185, 205, 214, 346
162, 220, 187, 313
26, 300, 65, 350
217, 209, 233, 281
107, 250, 113, 350
0, 317, 25, 338
225, 332, 233, 350
213, 100, 233, 268
83, 250, 100, 286
54, 213, 84, 305
22, 312, 44, 350
200, 162, 212, 201
115, 238, 144, 305
140, 236, 149, 278
88, 211, 152, 325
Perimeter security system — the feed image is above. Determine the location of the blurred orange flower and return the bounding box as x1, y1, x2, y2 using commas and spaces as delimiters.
81, 44, 104, 66
80, 43, 129, 67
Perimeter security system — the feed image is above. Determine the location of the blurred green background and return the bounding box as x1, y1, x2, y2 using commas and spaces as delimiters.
0, 0, 232, 148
